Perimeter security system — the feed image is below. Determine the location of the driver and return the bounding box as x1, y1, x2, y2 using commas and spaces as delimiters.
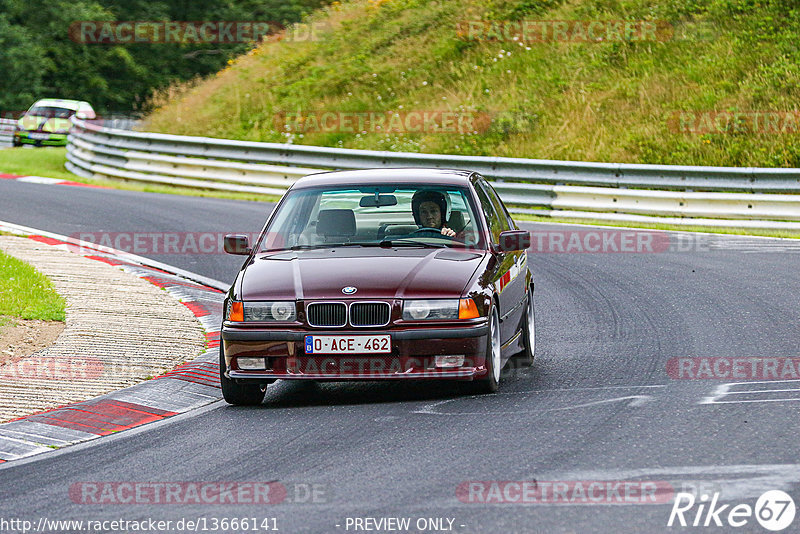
411, 190, 456, 237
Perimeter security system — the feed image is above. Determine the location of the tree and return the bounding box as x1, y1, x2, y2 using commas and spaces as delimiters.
0, 0, 330, 114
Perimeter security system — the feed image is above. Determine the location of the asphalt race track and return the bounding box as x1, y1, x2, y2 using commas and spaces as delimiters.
1, 179, 800, 533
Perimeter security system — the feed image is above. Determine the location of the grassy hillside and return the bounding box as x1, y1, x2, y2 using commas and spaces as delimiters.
143, 0, 800, 167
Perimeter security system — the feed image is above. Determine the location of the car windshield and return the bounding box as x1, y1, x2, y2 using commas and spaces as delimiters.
26, 106, 74, 118
258, 184, 485, 252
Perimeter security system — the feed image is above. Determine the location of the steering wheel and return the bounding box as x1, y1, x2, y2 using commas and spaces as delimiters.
408, 227, 464, 242
410, 227, 449, 237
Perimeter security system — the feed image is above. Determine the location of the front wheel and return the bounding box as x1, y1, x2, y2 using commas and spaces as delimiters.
468, 306, 501, 394
219, 346, 267, 405
516, 289, 535, 366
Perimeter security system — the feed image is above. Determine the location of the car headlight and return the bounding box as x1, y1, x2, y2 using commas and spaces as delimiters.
225, 300, 296, 322
403, 299, 459, 320
402, 299, 481, 320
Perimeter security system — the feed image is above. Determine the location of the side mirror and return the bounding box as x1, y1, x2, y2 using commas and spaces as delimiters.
224, 234, 252, 255
496, 230, 530, 252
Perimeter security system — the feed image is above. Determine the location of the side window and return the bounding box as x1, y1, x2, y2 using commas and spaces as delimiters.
474, 180, 504, 244
447, 191, 477, 244
479, 178, 514, 231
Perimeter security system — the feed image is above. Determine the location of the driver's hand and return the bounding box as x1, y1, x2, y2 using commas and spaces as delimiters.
441, 227, 456, 237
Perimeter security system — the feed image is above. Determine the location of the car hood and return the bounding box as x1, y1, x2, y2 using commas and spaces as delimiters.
239, 247, 486, 300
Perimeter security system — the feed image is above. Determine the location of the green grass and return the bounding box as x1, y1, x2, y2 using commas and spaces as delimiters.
0, 147, 77, 181
0, 250, 66, 321
0, 147, 280, 203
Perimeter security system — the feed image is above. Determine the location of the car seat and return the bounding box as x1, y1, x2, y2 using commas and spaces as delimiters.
316, 209, 357, 242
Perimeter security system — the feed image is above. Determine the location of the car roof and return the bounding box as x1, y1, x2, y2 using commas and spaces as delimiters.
291, 168, 476, 190
29, 99, 91, 111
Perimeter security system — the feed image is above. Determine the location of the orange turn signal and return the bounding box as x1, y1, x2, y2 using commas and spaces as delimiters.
458, 298, 480, 319
228, 301, 244, 322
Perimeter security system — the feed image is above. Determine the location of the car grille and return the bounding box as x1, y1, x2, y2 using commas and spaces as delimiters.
306, 301, 391, 327
350, 302, 391, 327
307, 303, 347, 327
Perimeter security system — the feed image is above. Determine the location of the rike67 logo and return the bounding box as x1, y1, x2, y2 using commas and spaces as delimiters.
668, 490, 796, 531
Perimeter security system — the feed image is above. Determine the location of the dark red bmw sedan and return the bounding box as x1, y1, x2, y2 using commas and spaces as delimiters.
220, 168, 535, 405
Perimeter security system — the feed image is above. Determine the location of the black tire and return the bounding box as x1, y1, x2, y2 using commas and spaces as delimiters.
516, 289, 535, 367
219, 346, 266, 405
468, 305, 500, 394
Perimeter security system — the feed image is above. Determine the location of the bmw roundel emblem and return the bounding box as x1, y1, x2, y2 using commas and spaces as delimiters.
342, 286, 357, 295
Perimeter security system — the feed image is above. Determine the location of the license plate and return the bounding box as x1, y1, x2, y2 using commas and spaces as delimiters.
28, 133, 50, 140
305, 335, 391, 354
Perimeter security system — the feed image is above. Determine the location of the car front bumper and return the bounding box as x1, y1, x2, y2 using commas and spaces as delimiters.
222, 322, 490, 381
14, 131, 68, 146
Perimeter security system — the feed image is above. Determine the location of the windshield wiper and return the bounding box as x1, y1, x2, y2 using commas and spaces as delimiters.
262, 243, 382, 253
262, 240, 453, 253
379, 239, 449, 248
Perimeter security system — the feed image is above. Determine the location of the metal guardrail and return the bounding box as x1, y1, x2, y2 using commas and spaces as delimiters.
97, 117, 140, 131
65, 117, 800, 229
0, 118, 15, 146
